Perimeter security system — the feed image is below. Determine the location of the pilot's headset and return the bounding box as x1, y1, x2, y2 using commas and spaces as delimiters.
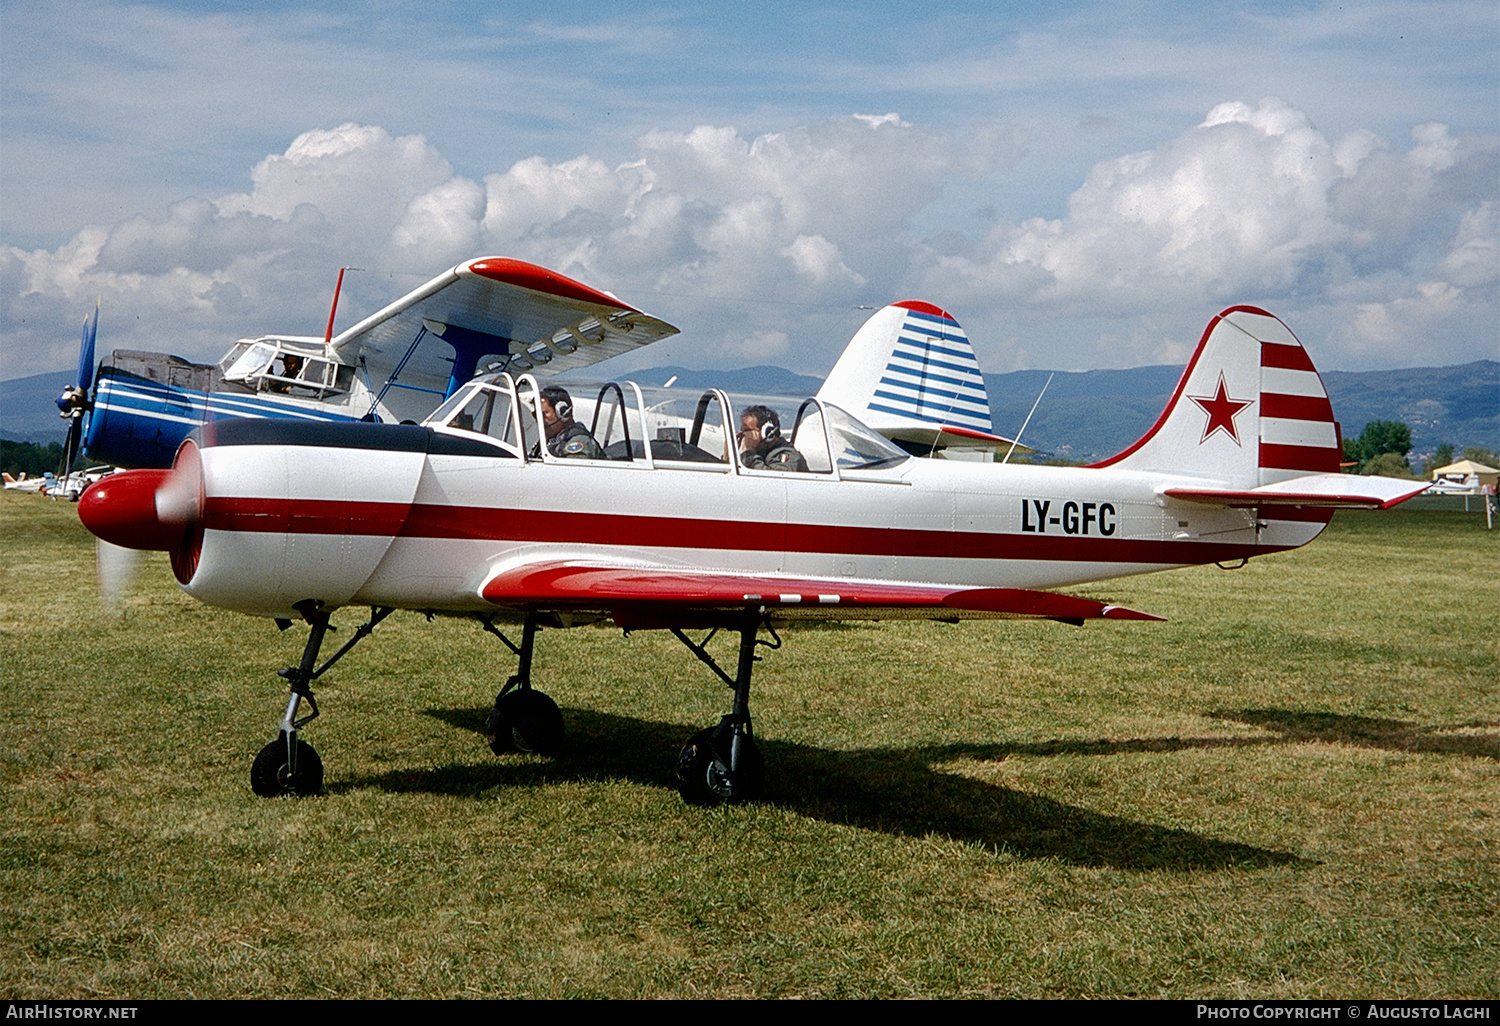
541, 386, 573, 421
746, 405, 781, 443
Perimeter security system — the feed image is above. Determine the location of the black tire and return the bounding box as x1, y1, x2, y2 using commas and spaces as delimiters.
487, 689, 564, 756
676, 727, 764, 806
484, 690, 510, 753
250, 736, 323, 797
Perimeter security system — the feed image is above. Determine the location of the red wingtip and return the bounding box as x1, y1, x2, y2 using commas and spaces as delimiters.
465, 258, 638, 312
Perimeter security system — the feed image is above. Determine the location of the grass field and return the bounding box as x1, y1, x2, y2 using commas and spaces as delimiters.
1, 489, 1495, 998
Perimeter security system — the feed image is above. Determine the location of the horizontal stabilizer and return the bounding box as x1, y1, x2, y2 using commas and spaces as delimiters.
883, 422, 1034, 455
481, 560, 1160, 624
1163, 474, 1428, 510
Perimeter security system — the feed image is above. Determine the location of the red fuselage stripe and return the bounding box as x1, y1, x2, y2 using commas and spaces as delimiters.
205, 497, 410, 537
203, 496, 1298, 564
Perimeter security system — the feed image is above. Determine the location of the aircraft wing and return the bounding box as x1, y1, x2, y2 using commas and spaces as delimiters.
330, 257, 679, 406
1162, 474, 1429, 510
481, 560, 1161, 627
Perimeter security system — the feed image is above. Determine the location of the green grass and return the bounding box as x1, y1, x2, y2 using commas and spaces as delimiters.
2, 490, 1495, 998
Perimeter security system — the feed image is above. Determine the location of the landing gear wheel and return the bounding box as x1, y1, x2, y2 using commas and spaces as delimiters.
676, 727, 763, 806
486, 688, 564, 756
250, 736, 324, 797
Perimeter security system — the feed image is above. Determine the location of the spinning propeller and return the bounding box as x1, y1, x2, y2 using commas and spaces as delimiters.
77, 435, 205, 613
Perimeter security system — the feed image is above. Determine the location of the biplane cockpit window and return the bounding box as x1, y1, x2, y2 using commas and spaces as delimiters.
218, 338, 353, 399
425, 375, 907, 474
513, 377, 545, 460
590, 382, 641, 461
220, 341, 276, 381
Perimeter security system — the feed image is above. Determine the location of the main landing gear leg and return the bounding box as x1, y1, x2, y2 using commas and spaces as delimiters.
482, 612, 564, 756
672, 607, 773, 806
250, 601, 394, 797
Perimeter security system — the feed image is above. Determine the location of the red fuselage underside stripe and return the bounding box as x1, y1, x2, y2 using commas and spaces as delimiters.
203, 497, 1299, 564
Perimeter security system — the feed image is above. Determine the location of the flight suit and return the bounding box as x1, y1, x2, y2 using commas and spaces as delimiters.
741, 438, 809, 472
548, 420, 604, 459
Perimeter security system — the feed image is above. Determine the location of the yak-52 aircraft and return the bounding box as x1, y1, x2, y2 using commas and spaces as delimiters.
77, 303, 1427, 805
54, 258, 680, 472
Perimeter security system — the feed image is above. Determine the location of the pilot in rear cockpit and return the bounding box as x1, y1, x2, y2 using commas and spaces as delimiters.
738, 406, 809, 472
538, 386, 604, 459
269, 354, 303, 393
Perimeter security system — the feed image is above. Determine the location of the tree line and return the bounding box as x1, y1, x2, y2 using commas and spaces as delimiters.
1341, 421, 1499, 478
0, 439, 75, 479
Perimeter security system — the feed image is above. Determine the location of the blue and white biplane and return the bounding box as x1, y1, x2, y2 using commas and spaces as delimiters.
56, 258, 680, 471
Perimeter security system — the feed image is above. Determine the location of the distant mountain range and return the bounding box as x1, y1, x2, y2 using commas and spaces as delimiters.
4, 360, 1494, 465
984, 360, 1498, 464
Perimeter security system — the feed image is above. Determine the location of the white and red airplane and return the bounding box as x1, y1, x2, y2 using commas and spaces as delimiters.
76, 304, 1426, 804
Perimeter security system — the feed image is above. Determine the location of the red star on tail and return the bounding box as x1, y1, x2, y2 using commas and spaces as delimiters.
1188, 373, 1253, 445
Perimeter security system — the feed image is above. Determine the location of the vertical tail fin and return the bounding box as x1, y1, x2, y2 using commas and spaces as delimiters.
819, 302, 1022, 453
1090, 307, 1342, 486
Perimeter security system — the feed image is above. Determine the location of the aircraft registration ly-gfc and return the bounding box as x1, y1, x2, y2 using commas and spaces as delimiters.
73, 258, 1427, 806
1019, 499, 1119, 536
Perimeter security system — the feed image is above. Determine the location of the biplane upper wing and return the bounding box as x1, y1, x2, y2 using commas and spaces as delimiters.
481, 560, 1161, 627
330, 257, 679, 407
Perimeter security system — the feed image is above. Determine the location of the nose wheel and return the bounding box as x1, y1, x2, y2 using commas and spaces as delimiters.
251, 734, 324, 797
248, 602, 393, 798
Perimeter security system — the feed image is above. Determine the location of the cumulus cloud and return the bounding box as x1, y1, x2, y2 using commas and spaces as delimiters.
927, 99, 1472, 307
2, 102, 1494, 380
2, 114, 986, 375
915, 98, 1497, 368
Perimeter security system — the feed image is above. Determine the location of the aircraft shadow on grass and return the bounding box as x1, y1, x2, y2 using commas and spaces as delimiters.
925, 708, 1499, 763
331, 705, 1328, 873
1215, 708, 1499, 762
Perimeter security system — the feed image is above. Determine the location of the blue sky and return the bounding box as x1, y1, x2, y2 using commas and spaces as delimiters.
3, 1, 1496, 381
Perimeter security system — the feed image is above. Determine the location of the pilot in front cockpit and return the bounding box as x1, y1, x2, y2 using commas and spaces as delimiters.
738, 406, 809, 472
538, 386, 604, 459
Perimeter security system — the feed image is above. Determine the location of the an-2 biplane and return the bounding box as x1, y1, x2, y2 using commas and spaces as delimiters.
54, 258, 680, 472
77, 303, 1427, 805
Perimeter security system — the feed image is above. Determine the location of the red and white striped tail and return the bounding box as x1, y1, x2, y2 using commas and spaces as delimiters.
1255, 320, 1341, 483
1092, 306, 1341, 488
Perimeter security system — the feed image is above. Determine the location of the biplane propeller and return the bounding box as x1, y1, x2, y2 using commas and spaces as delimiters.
54, 303, 99, 482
